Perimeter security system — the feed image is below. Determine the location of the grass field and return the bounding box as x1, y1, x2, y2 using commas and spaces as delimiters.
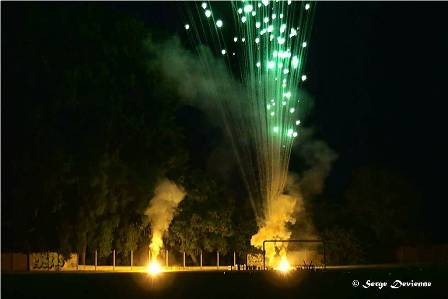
2, 266, 446, 299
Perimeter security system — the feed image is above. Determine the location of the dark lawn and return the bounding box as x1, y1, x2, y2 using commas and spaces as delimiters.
2, 266, 446, 299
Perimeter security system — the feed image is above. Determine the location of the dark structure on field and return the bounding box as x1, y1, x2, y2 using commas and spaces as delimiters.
262, 239, 326, 270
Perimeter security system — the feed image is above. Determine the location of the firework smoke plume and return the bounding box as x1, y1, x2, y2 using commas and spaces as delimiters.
145, 179, 186, 260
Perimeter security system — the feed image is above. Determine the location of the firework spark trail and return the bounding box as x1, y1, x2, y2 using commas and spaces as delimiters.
185, 1, 315, 266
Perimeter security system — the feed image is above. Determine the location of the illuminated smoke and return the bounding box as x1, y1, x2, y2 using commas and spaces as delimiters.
145, 179, 186, 260
250, 195, 296, 267
251, 137, 337, 268
250, 173, 300, 267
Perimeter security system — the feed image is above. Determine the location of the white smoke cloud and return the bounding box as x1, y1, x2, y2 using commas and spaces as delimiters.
145, 179, 186, 260
251, 138, 337, 268
250, 173, 301, 267
250, 195, 296, 267
145, 36, 253, 128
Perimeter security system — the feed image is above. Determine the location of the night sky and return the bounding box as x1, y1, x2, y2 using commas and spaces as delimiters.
307, 3, 448, 239
108, 2, 448, 240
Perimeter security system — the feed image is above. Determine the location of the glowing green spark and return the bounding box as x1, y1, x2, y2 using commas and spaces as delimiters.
244, 4, 253, 13
292, 56, 299, 68
290, 28, 297, 38
283, 91, 291, 98
216, 20, 223, 27
280, 24, 287, 33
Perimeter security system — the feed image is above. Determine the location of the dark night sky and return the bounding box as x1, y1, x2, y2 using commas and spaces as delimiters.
108, 2, 448, 237
306, 3, 448, 235
309, 3, 448, 184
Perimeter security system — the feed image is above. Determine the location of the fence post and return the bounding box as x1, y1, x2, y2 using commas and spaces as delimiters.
200, 250, 203, 269
113, 250, 116, 270
131, 250, 133, 270
262, 241, 266, 270
95, 250, 98, 271
323, 243, 326, 269
148, 246, 151, 264
183, 252, 186, 268
165, 250, 169, 267
217, 251, 219, 269
233, 251, 236, 267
